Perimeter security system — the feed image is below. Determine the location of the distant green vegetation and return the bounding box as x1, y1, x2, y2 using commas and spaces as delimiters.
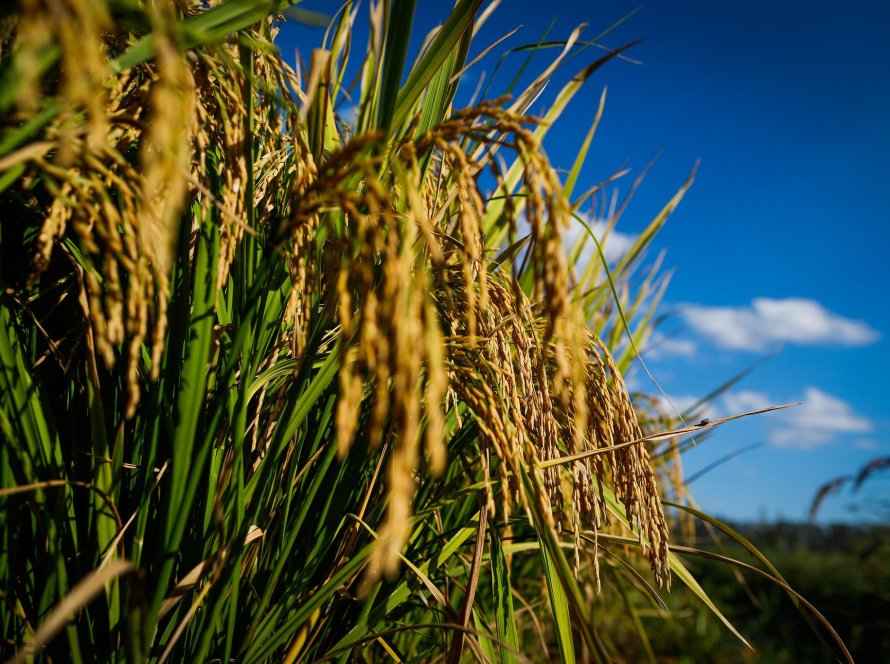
613, 522, 890, 663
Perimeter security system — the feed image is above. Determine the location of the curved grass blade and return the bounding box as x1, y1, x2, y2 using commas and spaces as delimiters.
539, 539, 577, 664
8, 560, 136, 664
520, 466, 609, 663
667, 544, 853, 664
596, 492, 753, 652
665, 501, 851, 659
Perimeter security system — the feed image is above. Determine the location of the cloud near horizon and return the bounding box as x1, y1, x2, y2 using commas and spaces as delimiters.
681, 298, 880, 351
645, 331, 698, 359
721, 387, 873, 450
722, 390, 773, 415
656, 393, 703, 417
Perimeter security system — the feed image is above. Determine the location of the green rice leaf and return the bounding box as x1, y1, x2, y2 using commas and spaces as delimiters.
390, 0, 482, 133
488, 526, 519, 664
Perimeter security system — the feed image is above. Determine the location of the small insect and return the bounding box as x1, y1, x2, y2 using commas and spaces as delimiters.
697, 418, 711, 427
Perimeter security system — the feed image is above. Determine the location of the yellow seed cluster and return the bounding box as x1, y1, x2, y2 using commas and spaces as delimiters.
277, 101, 671, 584
8, 1, 205, 415
6, 2, 299, 417
5, 0, 671, 589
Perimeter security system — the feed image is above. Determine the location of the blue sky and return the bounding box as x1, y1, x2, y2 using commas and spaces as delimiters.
281, 1, 890, 523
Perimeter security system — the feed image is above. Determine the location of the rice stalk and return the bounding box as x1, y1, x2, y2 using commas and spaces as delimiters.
0, 2, 819, 661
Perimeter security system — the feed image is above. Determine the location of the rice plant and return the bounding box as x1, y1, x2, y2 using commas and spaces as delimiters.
0, 1, 853, 662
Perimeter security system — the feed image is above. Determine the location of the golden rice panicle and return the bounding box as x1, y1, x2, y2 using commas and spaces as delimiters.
378, 227, 427, 576
122, 6, 195, 411
634, 391, 694, 539
508, 210, 671, 584
422, 282, 448, 478
12, 0, 112, 154
5, 4, 48, 113
317, 95, 669, 584
502, 112, 592, 461
403, 165, 449, 476
279, 132, 319, 359
335, 267, 361, 459
321, 131, 504, 578
445, 142, 487, 343
33, 183, 73, 277
201, 31, 297, 292
403, 106, 511, 343
330, 166, 444, 577
420, 93, 670, 584
596, 337, 670, 586
140, 5, 195, 280
13, 0, 207, 414
212, 54, 249, 291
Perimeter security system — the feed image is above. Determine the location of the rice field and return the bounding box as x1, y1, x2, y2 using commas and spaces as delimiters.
0, 1, 855, 661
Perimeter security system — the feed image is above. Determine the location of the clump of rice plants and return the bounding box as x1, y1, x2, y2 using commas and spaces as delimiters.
0, 1, 852, 662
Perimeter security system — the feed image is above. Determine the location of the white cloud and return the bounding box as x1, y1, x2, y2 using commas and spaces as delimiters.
565, 217, 638, 267
684, 389, 773, 422
722, 390, 772, 415
656, 393, 704, 417
770, 427, 835, 449
716, 387, 873, 450
646, 332, 697, 359
682, 298, 880, 351
514, 213, 637, 271
770, 387, 873, 449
